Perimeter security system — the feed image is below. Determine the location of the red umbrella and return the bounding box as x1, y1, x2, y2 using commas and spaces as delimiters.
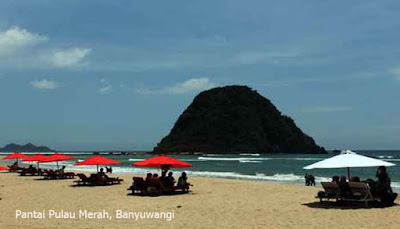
74, 155, 122, 172
22, 154, 48, 169
1, 152, 28, 163
39, 153, 77, 169
0, 166, 7, 171
133, 155, 192, 168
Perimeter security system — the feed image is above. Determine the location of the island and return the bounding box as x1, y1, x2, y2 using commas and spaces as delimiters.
0, 143, 54, 152
154, 85, 326, 154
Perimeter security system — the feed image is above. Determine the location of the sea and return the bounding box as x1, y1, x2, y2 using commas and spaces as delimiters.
2, 150, 400, 190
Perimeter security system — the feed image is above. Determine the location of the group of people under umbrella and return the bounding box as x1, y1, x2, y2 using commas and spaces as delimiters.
1, 152, 192, 195
303, 150, 398, 206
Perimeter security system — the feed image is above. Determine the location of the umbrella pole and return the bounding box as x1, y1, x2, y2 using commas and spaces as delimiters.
97, 164, 99, 173
57, 161, 59, 170
347, 167, 350, 180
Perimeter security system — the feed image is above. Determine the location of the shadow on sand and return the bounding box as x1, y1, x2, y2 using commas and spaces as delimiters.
303, 201, 398, 209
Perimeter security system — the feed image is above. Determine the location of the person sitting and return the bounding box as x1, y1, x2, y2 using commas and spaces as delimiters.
98, 168, 106, 177
164, 172, 175, 188
177, 172, 191, 191
146, 173, 166, 195
332, 176, 340, 183
57, 166, 66, 177
376, 166, 398, 206
338, 176, 352, 198
350, 176, 360, 182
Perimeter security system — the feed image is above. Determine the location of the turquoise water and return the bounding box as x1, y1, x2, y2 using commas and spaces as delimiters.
3, 150, 400, 189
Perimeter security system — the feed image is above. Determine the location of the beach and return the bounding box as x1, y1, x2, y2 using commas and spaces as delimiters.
1, 170, 400, 229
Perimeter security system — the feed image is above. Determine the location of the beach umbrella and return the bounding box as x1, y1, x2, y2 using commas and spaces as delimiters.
1, 152, 28, 164
303, 150, 395, 179
22, 154, 48, 169
39, 153, 77, 170
0, 166, 7, 171
133, 155, 192, 169
74, 155, 122, 172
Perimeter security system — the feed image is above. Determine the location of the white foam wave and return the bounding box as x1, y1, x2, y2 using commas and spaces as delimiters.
239, 153, 260, 156
128, 159, 143, 161
239, 160, 262, 163
198, 157, 271, 162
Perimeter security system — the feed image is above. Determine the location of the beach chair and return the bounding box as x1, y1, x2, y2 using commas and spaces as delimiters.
74, 173, 93, 185
317, 182, 340, 202
7, 165, 24, 172
343, 182, 378, 207
107, 177, 123, 184
128, 177, 146, 194
62, 172, 76, 179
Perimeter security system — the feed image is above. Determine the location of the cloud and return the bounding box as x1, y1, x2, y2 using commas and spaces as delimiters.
50, 48, 91, 67
0, 26, 47, 55
302, 106, 354, 113
136, 78, 216, 95
0, 26, 90, 69
30, 79, 58, 90
99, 85, 112, 94
98, 78, 112, 94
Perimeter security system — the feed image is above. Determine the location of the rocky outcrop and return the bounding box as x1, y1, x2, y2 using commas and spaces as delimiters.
154, 86, 326, 154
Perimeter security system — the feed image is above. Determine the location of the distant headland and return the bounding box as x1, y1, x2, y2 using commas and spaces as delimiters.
0, 143, 54, 152
154, 85, 326, 154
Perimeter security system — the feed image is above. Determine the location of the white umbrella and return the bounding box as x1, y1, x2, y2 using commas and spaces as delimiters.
303, 150, 395, 179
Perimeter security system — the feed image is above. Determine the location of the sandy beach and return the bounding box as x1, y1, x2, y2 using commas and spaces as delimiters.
1, 168, 400, 229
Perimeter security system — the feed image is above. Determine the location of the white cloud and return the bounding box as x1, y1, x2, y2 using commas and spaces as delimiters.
30, 79, 58, 90
0, 26, 91, 69
99, 85, 112, 94
302, 106, 354, 113
0, 26, 47, 54
136, 78, 216, 95
51, 48, 91, 67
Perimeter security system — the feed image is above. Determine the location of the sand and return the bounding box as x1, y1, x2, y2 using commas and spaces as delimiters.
1, 169, 400, 229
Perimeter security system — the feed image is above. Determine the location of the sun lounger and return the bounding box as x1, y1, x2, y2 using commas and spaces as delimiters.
128, 177, 190, 195
342, 182, 379, 206
19, 168, 42, 176
317, 182, 341, 202
43, 170, 76, 179
128, 177, 146, 194
7, 165, 24, 172
74, 173, 93, 185
74, 173, 122, 186
107, 177, 123, 184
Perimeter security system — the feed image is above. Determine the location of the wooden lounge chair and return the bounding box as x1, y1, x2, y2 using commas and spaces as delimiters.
342, 182, 379, 207
62, 172, 76, 179
74, 173, 93, 185
107, 177, 123, 184
128, 177, 146, 194
8, 165, 24, 172
317, 182, 340, 202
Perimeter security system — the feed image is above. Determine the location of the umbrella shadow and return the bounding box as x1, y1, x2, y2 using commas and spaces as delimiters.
303, 201, 398, 209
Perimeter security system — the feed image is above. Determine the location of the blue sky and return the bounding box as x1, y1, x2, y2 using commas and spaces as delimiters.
0, 1, 399, 150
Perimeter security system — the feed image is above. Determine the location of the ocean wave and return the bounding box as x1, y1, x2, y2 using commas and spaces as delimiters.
128, 159, 143, 161
239, 153, 260, 156
198, 157, 271, 161
239, 160, 262, 163
377, 155, 394, 159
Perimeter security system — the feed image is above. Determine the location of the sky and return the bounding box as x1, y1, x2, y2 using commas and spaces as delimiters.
0, 0, 399, 151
